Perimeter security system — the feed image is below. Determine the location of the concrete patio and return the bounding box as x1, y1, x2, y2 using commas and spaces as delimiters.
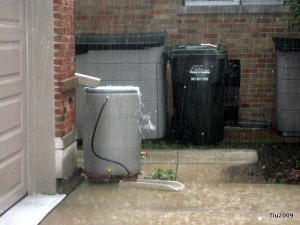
40, 149, 300, 225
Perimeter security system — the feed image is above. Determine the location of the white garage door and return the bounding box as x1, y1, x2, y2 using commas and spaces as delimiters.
0, 0, 27, 215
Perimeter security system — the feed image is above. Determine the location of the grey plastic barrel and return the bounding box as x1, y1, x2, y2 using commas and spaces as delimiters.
273, 37, 300, 136
76, 32, 167, 140
83, 86, 141, 176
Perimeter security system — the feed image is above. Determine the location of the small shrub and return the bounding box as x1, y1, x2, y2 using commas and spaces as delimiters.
284, 0, 300, 30
151, 168, 176, 181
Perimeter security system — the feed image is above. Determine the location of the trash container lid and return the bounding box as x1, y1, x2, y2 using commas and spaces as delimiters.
84, 86, 140, 94
76, 32, 167, 54
167, 44, 227, 56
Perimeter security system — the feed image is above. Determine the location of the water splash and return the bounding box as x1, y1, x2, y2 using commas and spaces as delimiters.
98, 85, 157, 137
137, 90, 157, 136
140, 113, 156, 131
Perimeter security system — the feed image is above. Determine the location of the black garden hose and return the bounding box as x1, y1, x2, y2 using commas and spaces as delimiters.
91, 96, 130, 175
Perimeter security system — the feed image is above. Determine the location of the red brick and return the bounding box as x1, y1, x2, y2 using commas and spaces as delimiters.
257, 18, 272, 23
55, 100, 63, 108
258, 59, 273, 64
242, 68, 258, 74
55, 130, 64, 138
184, 18, 198, 24
208, 18, 223, 24
204, 34, 218, 39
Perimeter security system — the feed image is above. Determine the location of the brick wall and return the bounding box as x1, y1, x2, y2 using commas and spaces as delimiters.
54, 0, 76, 138
75, 0, 300, 124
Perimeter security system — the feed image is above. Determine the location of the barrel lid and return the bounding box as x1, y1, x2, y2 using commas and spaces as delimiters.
84, 86, 140, 94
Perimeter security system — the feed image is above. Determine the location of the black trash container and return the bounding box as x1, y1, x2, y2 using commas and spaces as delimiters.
167, 45, 227, 144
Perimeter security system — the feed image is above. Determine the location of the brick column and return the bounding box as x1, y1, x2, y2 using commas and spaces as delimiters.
53, 0, 78, 179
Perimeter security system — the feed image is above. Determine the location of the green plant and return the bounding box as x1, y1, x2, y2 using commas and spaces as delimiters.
151, 168, 164, 180
284, 0, 300, 30
151, 168, 175, 181
268, 178, 286, 184
261, 165, 267, 171
296, 159, 300, 169
164, 169, 176, 181
275, 171, 284, 177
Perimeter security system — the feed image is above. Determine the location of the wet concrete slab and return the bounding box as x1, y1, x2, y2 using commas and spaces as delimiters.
41, 149, 300, 225
143, 149, 258, 164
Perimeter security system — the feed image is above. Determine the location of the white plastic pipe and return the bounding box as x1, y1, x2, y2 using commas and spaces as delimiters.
75, 73, 101, 87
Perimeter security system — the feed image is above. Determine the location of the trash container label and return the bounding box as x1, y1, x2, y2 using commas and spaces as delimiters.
191, 77, 209, 81
189, 65, 210, 81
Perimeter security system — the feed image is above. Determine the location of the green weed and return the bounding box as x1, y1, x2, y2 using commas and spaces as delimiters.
151, 168, 175, 181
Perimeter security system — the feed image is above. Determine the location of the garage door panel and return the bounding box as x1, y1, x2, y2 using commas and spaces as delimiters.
0, 154, 23, 197
0, 46, 21, 77
0, 97, 21, 134
0, 131, 22, 162
0, 81, 22, 99
0, 27, 22, 42
0, 0, 20, 22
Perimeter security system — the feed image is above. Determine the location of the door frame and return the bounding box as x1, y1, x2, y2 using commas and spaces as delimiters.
26, 0, 56, 194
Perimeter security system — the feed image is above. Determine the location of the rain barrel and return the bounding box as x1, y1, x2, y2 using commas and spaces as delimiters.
83, 86, 141, 176
76, 32, 167, 140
